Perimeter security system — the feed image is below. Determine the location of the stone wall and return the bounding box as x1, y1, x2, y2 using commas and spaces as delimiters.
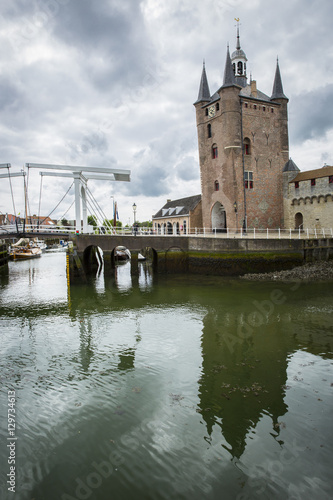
284, 173, 333, 229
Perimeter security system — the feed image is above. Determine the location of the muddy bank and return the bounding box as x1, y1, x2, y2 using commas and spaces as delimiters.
240, 260, 333, 281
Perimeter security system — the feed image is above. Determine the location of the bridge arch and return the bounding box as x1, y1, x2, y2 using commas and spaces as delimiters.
83, 245, 103, 275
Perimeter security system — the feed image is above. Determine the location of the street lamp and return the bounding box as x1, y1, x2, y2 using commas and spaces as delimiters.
132, 203, 137, 224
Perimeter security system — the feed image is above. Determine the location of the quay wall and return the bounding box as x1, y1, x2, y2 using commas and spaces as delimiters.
69, 235, 333, 280
0, 241, 8, 272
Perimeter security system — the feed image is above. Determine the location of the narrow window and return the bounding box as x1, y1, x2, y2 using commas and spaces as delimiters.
295, 181, 299, 189
237, 61, 243, 75
243, 137, 251, 155
329, 175, 333, 184
244, 171, 254, 189
207, 124, 212, 138
244, 102, 248, 108
262, 106, 266, 112
271, 108, 274, 113
212, 145, 218, 159
205, 108, 208, 116
214, 180, 219, 191
253, 104, 257, 110
216, 103, 219, 111
232, 63, 236, 75
311, 178, 316, 186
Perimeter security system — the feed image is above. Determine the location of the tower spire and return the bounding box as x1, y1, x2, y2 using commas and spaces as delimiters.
271, 58, 288, 100
231, 19, 247, 87
195, 60, 211, 103
222, 44, 237, 88
236, 19, 241, 50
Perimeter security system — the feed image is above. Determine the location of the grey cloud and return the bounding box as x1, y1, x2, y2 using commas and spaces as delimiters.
290, 84, 333, 143
176, 156, 199, 182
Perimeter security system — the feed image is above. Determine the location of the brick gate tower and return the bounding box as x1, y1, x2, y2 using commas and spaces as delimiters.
194, 25, 289, 231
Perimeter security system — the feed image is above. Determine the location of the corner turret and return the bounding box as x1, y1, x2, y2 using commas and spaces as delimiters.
194, 61, 211, 104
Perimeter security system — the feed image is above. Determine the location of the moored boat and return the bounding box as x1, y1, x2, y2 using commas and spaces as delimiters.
10, 244, 42, 260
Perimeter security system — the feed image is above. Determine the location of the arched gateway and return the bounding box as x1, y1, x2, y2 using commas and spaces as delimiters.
211, 202, 227, 232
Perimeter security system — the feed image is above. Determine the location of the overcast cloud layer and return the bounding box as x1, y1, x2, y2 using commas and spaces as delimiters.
0, 0, 332, 224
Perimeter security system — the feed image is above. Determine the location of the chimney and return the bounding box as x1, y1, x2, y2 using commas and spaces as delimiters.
251, 80, 257, 98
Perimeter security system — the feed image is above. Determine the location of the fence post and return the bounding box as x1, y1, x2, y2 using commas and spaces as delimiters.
289, 228, 291, 239
254, 227, 255, 239
267, 228, 269, 239
203, 227, 205, 237
307, 228, 309, 238
227, 227, 229, 238
278, 228, 280, 239
315, 228, 317, 238
241, 227, 243, 238
322, 228, 325, 238
299, 227, 301, 239
214, 228, 216, 238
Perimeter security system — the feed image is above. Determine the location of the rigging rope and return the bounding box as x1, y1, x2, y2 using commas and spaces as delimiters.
86, 186, 114, 232
38, 181, 74, 226
59, 200, 74, 222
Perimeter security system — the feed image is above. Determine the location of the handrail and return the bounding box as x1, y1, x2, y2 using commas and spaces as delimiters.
1, 224, 332, 239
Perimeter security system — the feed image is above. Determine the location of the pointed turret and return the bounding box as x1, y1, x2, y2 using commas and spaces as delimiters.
271, 59, 288, 100
222, 45, 237, 88
194, 61, 211, 104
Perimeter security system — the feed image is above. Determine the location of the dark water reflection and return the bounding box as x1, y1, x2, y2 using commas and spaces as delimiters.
0, 253, 332, 500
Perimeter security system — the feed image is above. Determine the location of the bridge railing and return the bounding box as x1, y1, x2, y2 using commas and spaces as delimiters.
1, 223, 332, 239
0, 223, 76, 235
94, 226, 333, 239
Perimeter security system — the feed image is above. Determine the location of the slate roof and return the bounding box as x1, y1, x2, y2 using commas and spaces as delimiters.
153, 194, 201, 219
221, 45, 237, 89
290, 166, 333, 183
239, 85, 272, 103
194, 63, 211, 104
283, 158, 300, 172
271, 60, 288, 100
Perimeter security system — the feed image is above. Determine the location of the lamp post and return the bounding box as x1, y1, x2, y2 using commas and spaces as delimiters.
132, 203, 137, 224
233, 201, 238, 233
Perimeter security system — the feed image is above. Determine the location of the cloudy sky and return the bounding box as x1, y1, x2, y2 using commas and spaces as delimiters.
0, 0, 332, 225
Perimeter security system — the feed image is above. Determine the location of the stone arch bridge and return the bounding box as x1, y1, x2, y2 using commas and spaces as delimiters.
69, 234, 189, 280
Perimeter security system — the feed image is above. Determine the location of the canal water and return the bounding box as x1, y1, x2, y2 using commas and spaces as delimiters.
0, 253, 332, 500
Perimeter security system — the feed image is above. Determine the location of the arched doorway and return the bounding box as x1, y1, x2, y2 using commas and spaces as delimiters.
211, 202, 227, 232
295, 212, 303, 229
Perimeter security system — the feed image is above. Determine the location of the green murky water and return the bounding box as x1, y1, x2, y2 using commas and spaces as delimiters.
0, 253, 332, 500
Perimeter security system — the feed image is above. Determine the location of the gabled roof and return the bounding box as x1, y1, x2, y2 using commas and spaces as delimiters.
153, 194, 201, 219
290, 166, 333, 183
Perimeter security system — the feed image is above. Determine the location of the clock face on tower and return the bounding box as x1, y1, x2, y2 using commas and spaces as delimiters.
208, 105, 216, 118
